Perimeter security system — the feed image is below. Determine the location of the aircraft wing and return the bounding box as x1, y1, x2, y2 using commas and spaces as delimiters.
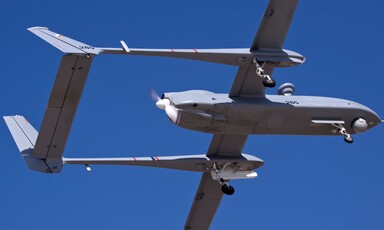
28, 27, 101, 55
251, 0, 299, 50
184, 134, 248, 229
229, 65, 274, 98
184, 172, 223, 230
230, 0, 298, 98
206, 134, 248, 157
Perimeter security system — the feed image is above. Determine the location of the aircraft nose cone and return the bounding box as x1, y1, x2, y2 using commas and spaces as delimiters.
155, 99, 179, 124
156, 99, 170, 110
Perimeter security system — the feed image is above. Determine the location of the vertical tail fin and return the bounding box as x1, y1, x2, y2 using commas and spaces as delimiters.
3, 115, 62, 173
4, 115, 37, 151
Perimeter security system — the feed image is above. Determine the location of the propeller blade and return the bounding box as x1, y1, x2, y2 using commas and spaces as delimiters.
149, 88, 161, 102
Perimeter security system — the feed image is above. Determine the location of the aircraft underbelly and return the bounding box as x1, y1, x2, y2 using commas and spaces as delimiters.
176, 95, 381, 136
225, 106, 357, 135
229, 101, 379, 135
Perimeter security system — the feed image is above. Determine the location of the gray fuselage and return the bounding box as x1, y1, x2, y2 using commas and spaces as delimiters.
163, 90, 381, 136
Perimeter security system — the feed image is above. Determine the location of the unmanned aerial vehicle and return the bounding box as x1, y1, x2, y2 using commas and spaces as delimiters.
4, 0, 382, 229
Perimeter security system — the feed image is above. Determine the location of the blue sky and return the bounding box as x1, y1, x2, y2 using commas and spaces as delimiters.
1, 0, 383, 229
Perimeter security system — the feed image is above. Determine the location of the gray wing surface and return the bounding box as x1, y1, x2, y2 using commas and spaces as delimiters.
251, 0, 298, 50
33, 54, 93, 161
207, 134, 248, 157
184, 172, 223, 230
229, 65, 274, 98
184, 134, 248, 229
28, 27, 100, 55
229, 0, 298, 98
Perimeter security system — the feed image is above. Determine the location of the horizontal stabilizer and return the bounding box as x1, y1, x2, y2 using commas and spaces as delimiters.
28, 26, 304, 67
3, 115, 63, 173
63, 154, 263, 172
28, 26, 100, 55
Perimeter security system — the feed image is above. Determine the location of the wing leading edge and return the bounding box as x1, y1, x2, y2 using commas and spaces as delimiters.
184, 134, 248, 229
184, 172, 223, 230
251, 0, 299, 50
185, 0, 300, 225
230, 0, 299, 98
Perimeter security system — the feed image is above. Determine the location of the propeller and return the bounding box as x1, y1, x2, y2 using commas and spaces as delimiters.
149, 88, 161, 102
150, 88, 179, 123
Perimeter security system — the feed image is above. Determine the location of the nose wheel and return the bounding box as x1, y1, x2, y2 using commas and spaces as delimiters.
339, 127, 354, 144
343, 135, 354, 144
333, 124, 354, 143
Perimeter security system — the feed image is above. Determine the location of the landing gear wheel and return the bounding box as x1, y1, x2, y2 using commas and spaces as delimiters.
333, 124, 354, 144
221, 184, 235, 195
344, 136, 354, 144
263, 78, 276, 88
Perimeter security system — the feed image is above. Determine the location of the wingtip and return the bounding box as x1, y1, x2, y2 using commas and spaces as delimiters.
27, 26, 49, 32
3, 115, 22, 121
